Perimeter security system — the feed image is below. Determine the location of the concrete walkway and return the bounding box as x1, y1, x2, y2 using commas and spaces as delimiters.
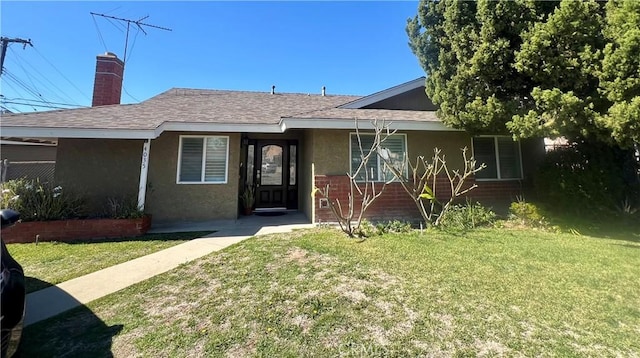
24, 212, 313, 326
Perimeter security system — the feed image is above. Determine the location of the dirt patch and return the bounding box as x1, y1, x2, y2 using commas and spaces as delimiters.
474, 339, 511, 357
334, 283, 368, 303
284, 247, 309, 263
290, 314, 314, 334
431, 312, 455, 339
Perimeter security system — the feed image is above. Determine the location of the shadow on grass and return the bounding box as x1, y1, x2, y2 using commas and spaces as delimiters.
546, 210, 640, 243
60, 231, 214, 245
21, 305, 123, 357
21, 277, 124, 357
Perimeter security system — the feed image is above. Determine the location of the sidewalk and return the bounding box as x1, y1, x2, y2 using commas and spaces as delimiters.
24, 213, 313, 326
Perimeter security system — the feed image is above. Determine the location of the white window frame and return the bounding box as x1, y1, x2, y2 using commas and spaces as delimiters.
176, 135, 229, 184
349, 132, 408, 182
472, 135, 524, 181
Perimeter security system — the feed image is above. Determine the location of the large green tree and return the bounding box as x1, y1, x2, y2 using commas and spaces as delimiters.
406, 0, 639, 148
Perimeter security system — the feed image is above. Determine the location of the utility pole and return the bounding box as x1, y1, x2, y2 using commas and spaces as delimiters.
90, 12, 171, 65
0, 37, 33, 76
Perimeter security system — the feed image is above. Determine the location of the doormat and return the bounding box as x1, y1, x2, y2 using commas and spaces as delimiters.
255, 211, 286, 217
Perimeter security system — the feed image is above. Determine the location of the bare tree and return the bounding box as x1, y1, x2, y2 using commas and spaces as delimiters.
375, 126, 485, 227
314, 119, 396, 237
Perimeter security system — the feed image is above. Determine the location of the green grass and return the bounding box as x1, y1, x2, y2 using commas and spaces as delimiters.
22, 224, 640, 357
6, 232, 211, 293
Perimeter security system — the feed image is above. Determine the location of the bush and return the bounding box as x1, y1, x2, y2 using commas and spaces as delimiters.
0, 178, 85, 221
375, 220, 413, 235
353, 219, 414, 237
535, 142, 639, 212
509, 198, 548, 228
438, 201, 497, 231
105, 196, 144, 219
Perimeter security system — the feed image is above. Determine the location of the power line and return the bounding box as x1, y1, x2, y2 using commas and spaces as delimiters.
1, 100, 78, 110
32, 46, 91, 102
8, 47, 39, 97
2, 96, 86, 108
1, 104, 20, 113
7, 47, 81, 106
2, 69, 53, 105
122, 85, 140, 102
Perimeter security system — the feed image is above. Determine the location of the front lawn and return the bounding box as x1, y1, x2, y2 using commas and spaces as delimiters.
6, 232, 211, 293
22, 226, 640, 356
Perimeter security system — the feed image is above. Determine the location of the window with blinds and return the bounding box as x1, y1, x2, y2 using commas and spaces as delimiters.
472, 136, 522, 180
350, 133, 407, 181
178, 136, 229, 183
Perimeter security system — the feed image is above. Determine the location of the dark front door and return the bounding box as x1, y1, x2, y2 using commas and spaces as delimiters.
255, 141, 288, 208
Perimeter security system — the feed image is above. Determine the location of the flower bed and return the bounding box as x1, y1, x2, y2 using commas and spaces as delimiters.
1, 215, 152, 244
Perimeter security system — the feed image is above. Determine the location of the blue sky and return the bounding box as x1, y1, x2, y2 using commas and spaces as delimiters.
1, 1, 424, 113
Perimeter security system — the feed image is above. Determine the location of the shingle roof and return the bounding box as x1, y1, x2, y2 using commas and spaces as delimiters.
288, 108, 440, 122
0, 82, 452, 138
0, 88, 360, 130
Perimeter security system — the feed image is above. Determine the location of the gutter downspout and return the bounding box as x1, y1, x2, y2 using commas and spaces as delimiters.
137, 139, 151, 210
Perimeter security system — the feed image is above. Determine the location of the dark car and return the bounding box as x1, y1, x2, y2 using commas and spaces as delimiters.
1, 209, 25, 358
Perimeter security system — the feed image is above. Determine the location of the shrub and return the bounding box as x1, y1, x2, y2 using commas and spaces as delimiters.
105, 196, 144, 219
353, 219, 414, 237
509, 198, 548, 228
375, 220, 413, 235
438, 201, 497, 231
352, 219, 372, 238
535, 142, 639, 212
0, 178, 85, 221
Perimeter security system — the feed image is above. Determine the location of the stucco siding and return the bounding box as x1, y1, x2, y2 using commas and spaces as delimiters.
406, 131, 472, 171
311, 130, 350, 175
311, 129, 471, 175
145, 132, 240, 222
55, 138, 142, 215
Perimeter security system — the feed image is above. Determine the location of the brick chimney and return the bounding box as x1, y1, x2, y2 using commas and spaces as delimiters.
91, 52, 124, 107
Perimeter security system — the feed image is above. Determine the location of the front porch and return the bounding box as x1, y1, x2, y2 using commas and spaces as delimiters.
148, 210, 311, 235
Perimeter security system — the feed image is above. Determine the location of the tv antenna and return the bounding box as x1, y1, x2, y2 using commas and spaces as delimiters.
90, 12, 172, 65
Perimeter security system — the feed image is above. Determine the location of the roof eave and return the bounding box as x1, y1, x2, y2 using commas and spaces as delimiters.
0, 126, 156, 139
280, 117, 460, 132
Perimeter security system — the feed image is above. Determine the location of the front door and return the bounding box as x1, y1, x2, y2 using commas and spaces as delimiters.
255, 141, 291, 209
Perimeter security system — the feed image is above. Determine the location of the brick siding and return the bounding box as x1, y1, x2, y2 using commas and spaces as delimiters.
0, 216, 151, 244
314, 175, 524, 223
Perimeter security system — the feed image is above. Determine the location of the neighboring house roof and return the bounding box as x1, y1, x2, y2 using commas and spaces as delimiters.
0, 78, 455, 139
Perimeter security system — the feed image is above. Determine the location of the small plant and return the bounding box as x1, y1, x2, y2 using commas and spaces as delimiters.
438, 200, 497, 231
375, 220, 413, 235
105, 196, 145, 219
0, 178, 85, 221
616, 197, 638, 215
240, 185, 255, 211
509, 197, 548, 228
354, 219, 378, 237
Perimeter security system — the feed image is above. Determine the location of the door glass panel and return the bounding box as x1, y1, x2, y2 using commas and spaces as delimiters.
246, 144, 254, 185
289, 145, 297, 185
261, 145, 282, 186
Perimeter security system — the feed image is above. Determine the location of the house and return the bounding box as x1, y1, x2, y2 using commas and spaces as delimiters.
0, 53, 544, 224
